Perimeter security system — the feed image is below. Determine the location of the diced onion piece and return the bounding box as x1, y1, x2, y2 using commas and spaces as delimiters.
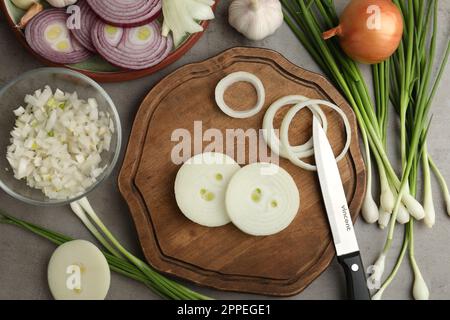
262, 95, 328, 159
175, 152, 241, 227
225, 162, 300, 236
47, 240, 110, 300
215, 71, 265, 119
280, 100, 351, 171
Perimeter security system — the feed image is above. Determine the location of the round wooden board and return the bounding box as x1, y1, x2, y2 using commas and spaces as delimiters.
118, 47, 366, 297
0, 0, 217, 83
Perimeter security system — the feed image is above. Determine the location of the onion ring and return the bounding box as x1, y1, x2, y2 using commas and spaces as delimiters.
70, 0, 97, 52
86, 0, 161, 28
91, 20, 173, 70
262, 95, 328, 159
215, 71, 265, 119
25, 9, 91, 64
280, 99, 351, 171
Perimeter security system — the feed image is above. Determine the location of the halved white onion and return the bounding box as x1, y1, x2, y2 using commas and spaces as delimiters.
262, 95, 328, 159
225, 162, 300, 236
175, 152, 241, 227
47, 240, 110, 300
280, 99, 351, 171
215, 71, 265, 119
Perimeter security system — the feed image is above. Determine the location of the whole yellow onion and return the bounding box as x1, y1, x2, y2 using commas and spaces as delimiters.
323, 0, 403, 64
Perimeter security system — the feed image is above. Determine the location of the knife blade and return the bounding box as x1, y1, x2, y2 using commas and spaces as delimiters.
313, 116, 370, 300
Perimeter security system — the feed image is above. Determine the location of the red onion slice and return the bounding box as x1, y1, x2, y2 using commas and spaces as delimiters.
69, 0, 97, 52
25, 9, 91, 64
86, 0, 161, 27
91, 20, 173, 70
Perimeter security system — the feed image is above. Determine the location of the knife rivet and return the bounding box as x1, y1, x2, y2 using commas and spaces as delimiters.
351, 264, 359, 272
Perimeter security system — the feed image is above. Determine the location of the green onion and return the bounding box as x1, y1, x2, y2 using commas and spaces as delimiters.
282, 0, 449, 299
0, 206, 211, 300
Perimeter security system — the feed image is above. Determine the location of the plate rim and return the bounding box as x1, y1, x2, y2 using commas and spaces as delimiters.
0, 0, 218, 83
118, 46, 367, 297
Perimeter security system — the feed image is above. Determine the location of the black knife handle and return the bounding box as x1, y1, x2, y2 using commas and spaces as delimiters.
337, 252, 371, 300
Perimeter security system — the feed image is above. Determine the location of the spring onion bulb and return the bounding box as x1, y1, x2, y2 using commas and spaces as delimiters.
396, 203, 410, 225
402, 193, 425, 221
225, 162, 300, 236
262, 95, 328, 159
378, 208, 391, 229
362, 192, 379, 224
215, 72, 265, 119
367, 253, 386, 291
362, 137, 378, 224
423, 191, 436, 228
379, 169, 395, 214
279, 99, 351, 171
47, 240, 110, 300
175, 152, 240, 227
413, 271, 429, 300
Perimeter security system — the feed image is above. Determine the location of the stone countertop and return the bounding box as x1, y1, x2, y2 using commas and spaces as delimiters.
0, 1, 449, 300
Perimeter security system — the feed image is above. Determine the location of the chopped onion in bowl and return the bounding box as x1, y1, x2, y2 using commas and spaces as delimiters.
6, 86, 114, 200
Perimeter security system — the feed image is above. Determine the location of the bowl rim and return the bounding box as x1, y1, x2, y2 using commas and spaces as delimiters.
0, 67, 122, 206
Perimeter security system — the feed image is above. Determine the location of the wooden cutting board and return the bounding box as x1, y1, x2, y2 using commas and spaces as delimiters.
118, 47, 366, 297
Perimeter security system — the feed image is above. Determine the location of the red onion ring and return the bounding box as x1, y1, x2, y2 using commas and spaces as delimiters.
69, 0, 97, 52
25, 9, 91, 64
86, 0, 161, 27
91, 20, 173, 70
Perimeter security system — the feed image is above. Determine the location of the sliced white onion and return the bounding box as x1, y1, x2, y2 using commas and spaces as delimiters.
280, 99, 352, 171
174, 152, 241, 227
225, 162, 300, 236
47, 240, 110, 300
262, 95, 328, 159
215, 71, 265, 119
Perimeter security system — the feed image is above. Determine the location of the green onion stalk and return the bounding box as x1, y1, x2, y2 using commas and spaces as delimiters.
0, 202, 211, 300
282, 0, 449, 299
375, 0, 450, 299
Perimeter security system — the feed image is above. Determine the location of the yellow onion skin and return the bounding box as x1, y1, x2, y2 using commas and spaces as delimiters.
323, 0, 403, 64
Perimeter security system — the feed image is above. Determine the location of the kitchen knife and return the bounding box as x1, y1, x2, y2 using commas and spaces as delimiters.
313, 117, 371, 300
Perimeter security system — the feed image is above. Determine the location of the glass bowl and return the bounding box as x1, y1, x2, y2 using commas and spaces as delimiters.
0, 68, 122, 206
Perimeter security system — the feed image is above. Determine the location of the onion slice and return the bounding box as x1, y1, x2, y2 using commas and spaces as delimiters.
225, 162, 300, 236
69, 0, 97, 52
215, 71, 265, 119
86, 0, 161, 28
47, 240, 110, 300
91, 20, 173, 70
25, 9, 91, 64
262, 95, 328, 159
175, 152, 241, 227
280, 99, 351, 171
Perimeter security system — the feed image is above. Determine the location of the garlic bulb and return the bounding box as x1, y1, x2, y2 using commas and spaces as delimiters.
228, 0, 283, 41
46, 0, 77, 8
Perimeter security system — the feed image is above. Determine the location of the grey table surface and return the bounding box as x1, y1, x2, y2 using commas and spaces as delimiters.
0, 1, 449, 300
